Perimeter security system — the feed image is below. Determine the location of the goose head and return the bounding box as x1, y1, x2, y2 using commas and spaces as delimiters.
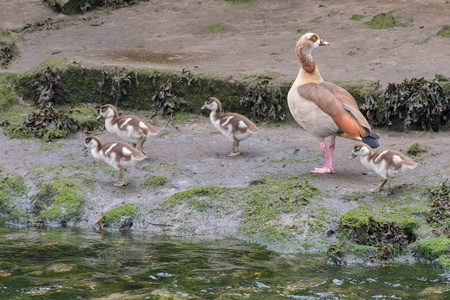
84, 136, 101, 149
201, 97, 221, 112
98, 104, 117, 119
349, 143, 370, 159
296, 33, 329, 54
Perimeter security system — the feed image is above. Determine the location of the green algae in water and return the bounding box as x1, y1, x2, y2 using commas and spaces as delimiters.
0, 224, 449, 299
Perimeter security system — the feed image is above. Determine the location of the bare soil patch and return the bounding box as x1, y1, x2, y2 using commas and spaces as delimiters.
1, 0, 449, 86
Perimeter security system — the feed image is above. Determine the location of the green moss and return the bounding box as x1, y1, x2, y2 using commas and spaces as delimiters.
9, 209, 29, 223
406, 143, 427, 156
339, 200, 422, 235
349, 14, 365, 21
338, 187, 431, 259
340, 191, 368, 201
201, 23, 229, 34
416, 238, 450, 260
143, 175, 170, 189
70, 103, 102, 131
0, 103, 34, 125
0, 73, 18, 111
437, 26, 450, 38
41, 142, 65, 152
296, 28, 308, 35
332, 80, 381, 106
104, 203, 140, 226
33, 180, 85, 223
165, 186, 222, 212
0, 29, 19, 67
162, 176, 323, 250
0, 175, 26, 214
365, 12, 408, 29
437, 255, 450, 269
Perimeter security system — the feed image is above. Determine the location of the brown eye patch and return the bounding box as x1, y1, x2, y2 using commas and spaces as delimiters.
310, 34, 318, 42
85, 137, 91, 143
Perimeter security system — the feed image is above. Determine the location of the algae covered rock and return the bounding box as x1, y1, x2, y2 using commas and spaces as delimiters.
99, 203, 140, 230
416, 238, 450, 269
0, 175, 26, 215
32, 180, 85, 225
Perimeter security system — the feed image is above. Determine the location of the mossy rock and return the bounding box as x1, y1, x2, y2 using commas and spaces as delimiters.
9, 209, 29, 223
161, 176, 325, 252
165, 186, 222, 212
416, 238, 450, 269
338, 188, 431, 259
0, 175, 26, 215
32, 180, 85, 224
103, 203, 140, 228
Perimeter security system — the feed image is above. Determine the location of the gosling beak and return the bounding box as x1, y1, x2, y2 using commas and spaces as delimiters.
319, 39, 329, 46
349, 153, 357, 160
201, 105, 206, 110
97, 114, 103, 119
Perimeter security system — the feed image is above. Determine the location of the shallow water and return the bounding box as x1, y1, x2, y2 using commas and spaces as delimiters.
0, 225, 449, 299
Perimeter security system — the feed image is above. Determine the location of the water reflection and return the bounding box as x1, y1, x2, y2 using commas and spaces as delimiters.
0, 225, 449, 299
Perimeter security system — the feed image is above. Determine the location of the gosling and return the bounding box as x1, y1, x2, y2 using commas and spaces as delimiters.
201, 97, 259, 156
85, 136, 147, 186
350, 143, 417, 193
98, 104, 159, 154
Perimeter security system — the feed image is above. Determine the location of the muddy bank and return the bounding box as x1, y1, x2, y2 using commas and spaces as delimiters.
1, 103, 450, 264
1, 0, 450, 266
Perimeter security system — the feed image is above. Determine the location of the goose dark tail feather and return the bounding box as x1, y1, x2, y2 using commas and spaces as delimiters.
362, 131, 380, 148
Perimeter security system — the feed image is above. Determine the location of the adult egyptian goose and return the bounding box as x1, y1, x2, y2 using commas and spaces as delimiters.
287, 33, 379, 173
201, 97, 259, 156
350, 143, 417, 193
98, 104, 159, 154
84, 136, 147, 186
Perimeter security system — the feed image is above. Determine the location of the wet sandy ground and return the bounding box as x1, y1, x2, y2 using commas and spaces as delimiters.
1, 115, 448, 221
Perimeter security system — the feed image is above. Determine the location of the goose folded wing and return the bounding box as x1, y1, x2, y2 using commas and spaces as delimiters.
297, 82, 371, 138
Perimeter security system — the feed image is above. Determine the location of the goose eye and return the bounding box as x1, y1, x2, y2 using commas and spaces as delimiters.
310, 35, 318, 42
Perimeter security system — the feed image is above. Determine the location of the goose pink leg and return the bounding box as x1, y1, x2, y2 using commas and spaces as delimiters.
312, 137, 335, 174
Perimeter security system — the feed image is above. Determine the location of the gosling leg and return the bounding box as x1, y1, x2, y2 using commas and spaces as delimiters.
228, 140, 241, 157
138, 136, 147, 154
114, 169, 129, 186
372, 178, 388, 193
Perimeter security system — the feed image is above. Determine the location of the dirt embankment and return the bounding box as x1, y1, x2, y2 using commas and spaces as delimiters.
1, 0, 449, 86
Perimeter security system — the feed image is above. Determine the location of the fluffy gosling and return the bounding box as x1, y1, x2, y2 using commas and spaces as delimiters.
350, 142, 417, 193
98, 104, 159, 154
85, 136, 146, 186
201, 97, 259, 156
